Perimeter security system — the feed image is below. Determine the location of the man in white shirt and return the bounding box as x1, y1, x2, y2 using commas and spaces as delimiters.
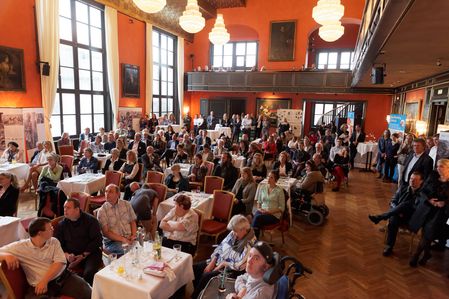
226, 241, 275, 299
401, 138, 434, 187
0, 217, 91, 298
241, 114, 253, 138
329, 138, 345, 162
428, 134, 439, 168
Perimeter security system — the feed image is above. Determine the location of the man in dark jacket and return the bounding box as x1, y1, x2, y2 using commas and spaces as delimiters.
56, 198, 103, 285
368, 171, 424, 256
400, 138, 434, 187
349, 124, 365, 168
128, 132, 147, 159
213, 153, 238, 191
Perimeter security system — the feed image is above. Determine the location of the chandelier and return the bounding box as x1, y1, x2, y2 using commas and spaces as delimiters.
179, 0, 205, 33
209, 14, 230, 45
312, 0, 344, 25
132, 0, 166, 14
318, 20, 344, 42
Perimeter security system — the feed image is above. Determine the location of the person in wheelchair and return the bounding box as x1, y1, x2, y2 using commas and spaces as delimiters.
330, 147, 349, 192
291, 160, 325, 210
226, 241, 276, 299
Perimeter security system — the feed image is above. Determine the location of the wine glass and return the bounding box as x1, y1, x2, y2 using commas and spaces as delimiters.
173, 244, 182, 261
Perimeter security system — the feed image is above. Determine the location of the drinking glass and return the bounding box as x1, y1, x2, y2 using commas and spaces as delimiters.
63, 172, 69, 179
108, 253, 117, 270
173, 244, 182, 261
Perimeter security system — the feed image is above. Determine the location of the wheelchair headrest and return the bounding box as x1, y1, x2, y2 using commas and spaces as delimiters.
263, 252, 282, 285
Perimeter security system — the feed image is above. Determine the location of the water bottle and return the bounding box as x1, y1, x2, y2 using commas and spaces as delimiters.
153, 233, 162, 260
137, 227, 144, 247
218, 266, 227, 293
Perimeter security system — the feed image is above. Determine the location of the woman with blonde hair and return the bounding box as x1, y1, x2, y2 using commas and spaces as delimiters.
231, 167, 257, 216
0, 173, 19, 216
250, 152, 267, 183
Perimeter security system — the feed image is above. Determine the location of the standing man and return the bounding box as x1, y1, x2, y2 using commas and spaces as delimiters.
55, 198, 103, 285
349, 124, 365, 168
97, 184, 137, 255
183, 113, 192, 132
0, 217, 91, 299
207, 111, 216, 130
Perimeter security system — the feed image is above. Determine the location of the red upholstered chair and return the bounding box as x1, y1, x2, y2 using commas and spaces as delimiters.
204, 176, 224, 195
60, 155, 74, 174
58, 145, 75, 156
192, 208, 203, 258
203, 161, 215, 176
89, 170, 122, 210
146, 171, 164, 184
260, 189, 290, 244
40, 190, 64, 218
0, 261, 75, 299
200, 190, 234, 243
50, 216, 65, 234
69, 191, 91, 212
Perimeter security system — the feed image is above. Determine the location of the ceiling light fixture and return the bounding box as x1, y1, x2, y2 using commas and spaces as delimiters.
209, 14, 230, 45
312, 0, 344, 25
132, 0, 166, 14
318, 20, 344, 42
179, 0, 205, 33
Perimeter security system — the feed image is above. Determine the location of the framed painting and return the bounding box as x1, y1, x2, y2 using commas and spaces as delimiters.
122, 64, 140, 98
256, 98, 292, 127
268, 20, 296, 61
404, 101, 420, 133
0, 46, 26, 91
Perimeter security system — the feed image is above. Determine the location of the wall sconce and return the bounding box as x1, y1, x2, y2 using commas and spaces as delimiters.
386, 115, 390, 123
183, 106, 190, 114
416, 120, 427, 136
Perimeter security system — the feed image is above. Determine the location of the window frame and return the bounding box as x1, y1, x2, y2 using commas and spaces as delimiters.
52, 0, 112, 139
315, 49, 355, 70
209, 41, 259, 71
151, 27, 178, 121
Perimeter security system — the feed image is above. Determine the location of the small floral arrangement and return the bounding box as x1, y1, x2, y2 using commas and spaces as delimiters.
259, 105, 269, 115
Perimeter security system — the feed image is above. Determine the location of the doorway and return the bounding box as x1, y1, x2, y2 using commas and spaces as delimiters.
428, 100, 447, 136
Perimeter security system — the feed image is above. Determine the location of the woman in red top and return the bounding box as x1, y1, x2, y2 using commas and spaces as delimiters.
263, 135, 277, 160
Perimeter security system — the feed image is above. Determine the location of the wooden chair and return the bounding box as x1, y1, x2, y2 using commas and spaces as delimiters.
58, 145, 74, 156
89, 170, 122, 209
78, 140, 89, 154
135, 163, 144, 182
40, 189, 65, 219
189, 144, 196, 163
69, 191, 91, 212
200, 190, 234, 243
203, 161, 215, 176
260, 189, 290, 244
204, 176, 224, 194
383, 224, 420, 254
193, 208, 203, 258
146, 171, 164, 184
148, 183, 168, 202
50, 216, 65, 234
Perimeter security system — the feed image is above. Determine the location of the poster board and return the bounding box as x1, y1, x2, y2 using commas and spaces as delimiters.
118, 107, 142, 133
438, 131, 449, 160
347, 111, 355, 136
277, 109, 302, 136
388, 114, 406, 139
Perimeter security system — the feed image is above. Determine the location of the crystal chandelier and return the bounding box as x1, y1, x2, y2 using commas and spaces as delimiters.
318, 20, 345, 42
179, 0, 205, 33
209, 14, 230, 45
312, 0, 344, 25
132, 0, 166, 14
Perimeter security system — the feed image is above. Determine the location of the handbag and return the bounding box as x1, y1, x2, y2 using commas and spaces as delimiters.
397, 154, 407, 165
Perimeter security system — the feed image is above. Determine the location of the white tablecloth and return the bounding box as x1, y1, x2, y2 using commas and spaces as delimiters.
356, 142, 379, 168
0, 217, 28, 247
207, 130, 221, 142
232, 155, 246, 168
157, 191, 214, 221
92, 247, 194, 299
57, 173, 106, 196
0, 163, 30, 186
93, 153, 112, 169
158, 125, 181, 133
214, 126, 232, 138
163, 163, 191, 178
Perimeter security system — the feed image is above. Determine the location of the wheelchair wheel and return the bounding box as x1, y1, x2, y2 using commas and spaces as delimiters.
307, 210, 324, 226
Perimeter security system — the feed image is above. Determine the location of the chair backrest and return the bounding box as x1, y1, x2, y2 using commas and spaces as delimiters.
78, 140, 88, 153
192, 208, 203, 255
146, 171, 164, 184
135, 163, 143, 182
50, 216, 65, 236
105, 170, 122, 187
203, 161, 215, 176
60, 155, 74, 172
148, 183, 168, 202
275, 275, 290, 299
212, 190, 234, 222
58, 145, 74, 156
0, 261, 28, 299
69, 191, 91, 212
204, 176, 224, 194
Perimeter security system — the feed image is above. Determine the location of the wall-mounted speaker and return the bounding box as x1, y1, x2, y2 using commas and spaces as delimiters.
371, 67, 384, 84
42, 63, 50, 76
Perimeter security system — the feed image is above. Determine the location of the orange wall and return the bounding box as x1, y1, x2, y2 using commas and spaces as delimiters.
0, 0, 41, 107
188, 0, 365, 71
117, 13, 146, 113
185, 91, 392, 138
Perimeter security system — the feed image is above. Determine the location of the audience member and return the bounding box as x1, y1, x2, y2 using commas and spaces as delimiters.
349, 125, 365, 168
165, 164, 190, 198
77, 148, 99, 174
102, 148, 124, 173
231, 167, 257, 216
1, 141, 23, 163
400, 138, 434, 187
0, 173, 19, 216
213, 153, 239, 191
129, 183, 158, 234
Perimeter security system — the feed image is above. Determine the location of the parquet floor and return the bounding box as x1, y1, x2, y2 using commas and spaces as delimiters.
17, 170, 449, 299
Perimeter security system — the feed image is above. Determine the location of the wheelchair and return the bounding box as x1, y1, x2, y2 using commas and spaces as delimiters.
290, 182, 329, 226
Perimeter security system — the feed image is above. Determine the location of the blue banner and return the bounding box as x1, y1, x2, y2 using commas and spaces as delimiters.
388, 114, 406, 133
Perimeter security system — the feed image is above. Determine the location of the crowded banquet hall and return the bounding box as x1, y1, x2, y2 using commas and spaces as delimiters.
1, 0, 449, 298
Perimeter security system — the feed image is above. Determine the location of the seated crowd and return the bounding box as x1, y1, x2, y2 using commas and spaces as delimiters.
1, 114, 448, 298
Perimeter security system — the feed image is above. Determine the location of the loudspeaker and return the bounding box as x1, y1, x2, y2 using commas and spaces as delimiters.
42, 63, 50, 76
371, 67, 384, 84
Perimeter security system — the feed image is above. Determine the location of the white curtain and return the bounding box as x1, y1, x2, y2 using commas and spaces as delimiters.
177, 37, 184, 126
145, 23, 153, 116
105, 7, 120, 129
35, 0, 59, 140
